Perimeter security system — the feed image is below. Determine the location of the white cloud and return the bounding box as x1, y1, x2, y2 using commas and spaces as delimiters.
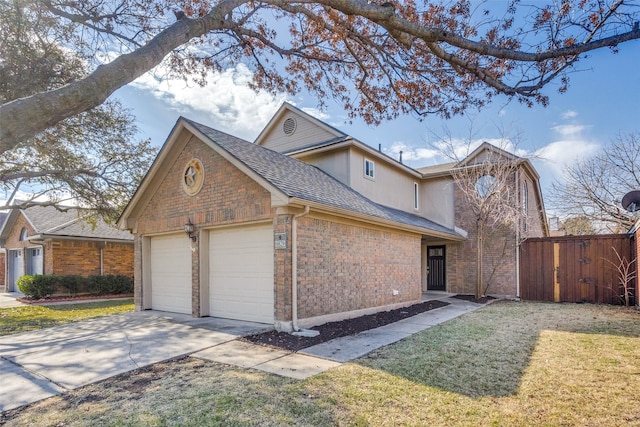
132, 63, 287, 140
383, 136, 525, 167
551, 124, 590, 138
534, 139, 600, 179
384, 141, 441, 163
561, 110, 578, 119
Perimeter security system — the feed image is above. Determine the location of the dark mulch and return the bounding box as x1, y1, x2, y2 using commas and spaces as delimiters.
452, 294, 496, 304
242, 299, 449, 351
16, 294, 133, 304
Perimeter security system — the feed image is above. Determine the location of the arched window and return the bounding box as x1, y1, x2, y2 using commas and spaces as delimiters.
19, 227, 28, 241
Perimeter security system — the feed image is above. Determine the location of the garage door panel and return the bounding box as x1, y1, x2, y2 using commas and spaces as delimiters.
150, 234, 192, 314
209, 224, 274, 323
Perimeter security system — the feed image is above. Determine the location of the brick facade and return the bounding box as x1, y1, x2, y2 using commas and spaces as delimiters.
296, 216, 421, 319
134, 134, 275, 315
134, 135, 274, 237
1, 210, 133, 292
446, 167, 545, 298
0, 252, 5, 289
133, 132, 425, 325
49, 240, 133, 277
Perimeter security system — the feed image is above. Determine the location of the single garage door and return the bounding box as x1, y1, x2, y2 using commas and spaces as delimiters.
150, 233, 192, 314
209, 224, 274, 323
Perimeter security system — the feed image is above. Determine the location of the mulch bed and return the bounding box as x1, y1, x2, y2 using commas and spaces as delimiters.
16, 294, 133, 304
242, 299, 449, 351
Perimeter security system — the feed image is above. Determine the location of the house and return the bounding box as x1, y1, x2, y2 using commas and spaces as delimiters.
0, 204, 134, 292
0, 212, 7, 290
118, 103, 547, 330
632, 218, 640, 306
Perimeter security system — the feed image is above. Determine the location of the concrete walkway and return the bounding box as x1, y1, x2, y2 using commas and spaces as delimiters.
0, 311, 269, 412
0, 295, 483, 412
0, 292, 26, 308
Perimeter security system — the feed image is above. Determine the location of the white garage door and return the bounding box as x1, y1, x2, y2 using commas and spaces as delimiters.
150, 234, 192, 314
209, 224, 274, 323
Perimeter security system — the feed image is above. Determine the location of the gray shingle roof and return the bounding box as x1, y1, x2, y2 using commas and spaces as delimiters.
187, 119, 462, 239
23, 205, 133, 241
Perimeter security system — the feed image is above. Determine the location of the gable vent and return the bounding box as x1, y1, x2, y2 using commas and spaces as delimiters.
283, 117, 297, 136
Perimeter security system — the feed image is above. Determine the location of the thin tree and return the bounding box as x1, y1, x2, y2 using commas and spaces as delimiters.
1, 0, 639, 151
451, 146, 527, 298
547, 132, 640, 233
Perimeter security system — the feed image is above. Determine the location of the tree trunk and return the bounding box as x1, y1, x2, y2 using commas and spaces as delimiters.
476, 219, 484, 299
0, 9, 230, 154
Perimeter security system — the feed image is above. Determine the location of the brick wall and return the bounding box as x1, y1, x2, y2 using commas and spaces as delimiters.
135, 135, 274, 236
4, 214, 37, 250
134, 134, 275, 315
1, 212, 132, 292
0, 252, 5, 290
296, 215, 421, 319
274, 214, 293, 323
50, 240, 133, 277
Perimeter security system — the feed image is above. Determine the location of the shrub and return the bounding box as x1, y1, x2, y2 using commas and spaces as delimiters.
88, 275, 133, 295
59, 275, 87, 296
17, 275, 56, 299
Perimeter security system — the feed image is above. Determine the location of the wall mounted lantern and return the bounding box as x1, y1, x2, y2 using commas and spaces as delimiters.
184, 218, 197, 242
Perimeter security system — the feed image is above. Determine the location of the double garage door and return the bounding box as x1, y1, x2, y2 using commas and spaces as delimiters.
149, 224, 274, 323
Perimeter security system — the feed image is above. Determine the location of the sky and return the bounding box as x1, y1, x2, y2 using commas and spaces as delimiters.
111, 18, 640, 213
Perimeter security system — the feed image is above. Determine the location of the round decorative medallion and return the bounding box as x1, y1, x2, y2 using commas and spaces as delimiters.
182, 159, 204, 196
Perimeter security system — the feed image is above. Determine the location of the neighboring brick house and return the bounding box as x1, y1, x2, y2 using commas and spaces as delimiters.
0, 205, 134, 292
0, 212, 6, 290
118, 103, 548, 330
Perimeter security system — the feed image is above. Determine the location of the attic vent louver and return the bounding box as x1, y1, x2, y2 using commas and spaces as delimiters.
283, 117, 297, 136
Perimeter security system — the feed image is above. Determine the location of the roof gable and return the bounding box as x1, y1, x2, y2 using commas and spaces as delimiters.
119, 117, 464, 240
0, 204, 132, 243
254, 102, 346, 153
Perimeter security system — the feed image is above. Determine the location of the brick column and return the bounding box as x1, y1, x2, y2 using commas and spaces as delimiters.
274, 214, 293, 329
133, 235, 144, 312
191, 233, 201, 317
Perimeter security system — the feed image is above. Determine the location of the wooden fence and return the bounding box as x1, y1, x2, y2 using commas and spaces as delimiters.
519, 234, 634, 305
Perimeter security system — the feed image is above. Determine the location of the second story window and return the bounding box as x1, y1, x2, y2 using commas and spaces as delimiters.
364, 159, 375, 179
414, 182, 419, 210
19, 227, 28, 241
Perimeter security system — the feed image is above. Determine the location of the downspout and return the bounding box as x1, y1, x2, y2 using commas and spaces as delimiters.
291, 205, 310, 332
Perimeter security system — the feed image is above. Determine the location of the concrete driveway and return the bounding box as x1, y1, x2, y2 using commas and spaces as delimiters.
0, 311, 269, 412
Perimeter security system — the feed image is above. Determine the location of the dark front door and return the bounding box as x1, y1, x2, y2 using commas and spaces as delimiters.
427, 245, 446, 291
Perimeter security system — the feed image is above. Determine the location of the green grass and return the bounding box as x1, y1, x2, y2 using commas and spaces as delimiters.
0, 299, 134, 336
2, 301, 639, 426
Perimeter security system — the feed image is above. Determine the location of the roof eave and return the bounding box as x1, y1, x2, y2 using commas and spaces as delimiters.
289, 197, 466, 241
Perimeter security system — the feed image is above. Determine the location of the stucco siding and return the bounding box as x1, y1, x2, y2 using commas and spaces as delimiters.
421, 177, 456, 229
349, 147, 420, 214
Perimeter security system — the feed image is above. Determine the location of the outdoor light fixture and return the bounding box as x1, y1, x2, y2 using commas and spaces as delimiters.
184, 218, 197, 242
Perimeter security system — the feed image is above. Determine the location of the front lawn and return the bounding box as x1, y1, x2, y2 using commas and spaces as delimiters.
0, 299, 134, 336
2, 301, 639, 426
